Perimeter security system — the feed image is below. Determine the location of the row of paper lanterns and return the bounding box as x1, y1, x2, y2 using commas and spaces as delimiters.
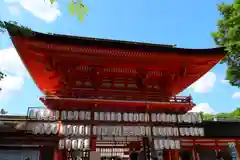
58, 139, 181, 151
153, 127, 204, 137
31, 123, 204, 137
58, 139, 89, 150
154, 139, 181, 150
32, 123, 91, 135
28, 108, 202, 124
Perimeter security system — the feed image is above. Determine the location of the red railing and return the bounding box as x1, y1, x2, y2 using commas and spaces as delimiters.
45, 93, 192, 104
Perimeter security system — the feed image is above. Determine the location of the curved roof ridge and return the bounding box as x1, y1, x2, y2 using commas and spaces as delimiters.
5, 22, 225, 56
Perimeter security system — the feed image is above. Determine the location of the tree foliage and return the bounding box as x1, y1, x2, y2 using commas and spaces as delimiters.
0, 109, 8, 115
0, 0, 88, 32
0, 71, 5, 91
202, 108, 240, 120
212, 0, 240, 87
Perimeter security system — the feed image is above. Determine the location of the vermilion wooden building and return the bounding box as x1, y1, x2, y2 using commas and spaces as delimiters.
3, 22, 240, 160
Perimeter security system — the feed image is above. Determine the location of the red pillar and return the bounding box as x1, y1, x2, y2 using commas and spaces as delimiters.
171, 150, 179, 160
163, 150, 171, 160
91, 136, 97, 151
54, 150, 62, 160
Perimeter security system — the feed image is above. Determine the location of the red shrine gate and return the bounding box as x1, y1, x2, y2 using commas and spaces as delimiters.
26, 105, 204, 160
4, 22, 227, 160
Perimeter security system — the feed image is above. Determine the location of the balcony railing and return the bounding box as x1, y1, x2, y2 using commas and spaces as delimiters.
45, 93, 193, 104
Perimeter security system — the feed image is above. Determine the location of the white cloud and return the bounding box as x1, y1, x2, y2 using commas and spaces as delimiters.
232, 92, 240, 99
4, 0, 61, 23
0, 75, 24, 99
189, 103, 216, 114
8, 5, 20, 16
221, 79, 229, 84
190, 72, 216, 93
0, 48, 27, 99
0, 48, 26, 77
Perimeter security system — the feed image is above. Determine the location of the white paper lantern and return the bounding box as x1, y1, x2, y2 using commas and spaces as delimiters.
61, 111, 67, 120
78, 139, 84, 149
94, 112, 99, 120
36, 110, 41, 120
123, 126, 129, 136
73, 126, 79, 135
43, 109, 50, 120
170, 140, 175, 149
140, 126, 145, 136
65, 139, 72, 150
79, 111, 85, 120
62, 125, 68, 136
85, 126, 90, 135
67, 111, 73, 120
55, 110, 60, 120
58, 139, 65, 150
177, 115, 183, 123
185, 128, 190, 136
175, 140, 180, 149
33, 125, 40, 135
167, 127, 173, 136
197, 113, 203, 123
39, 123, 45, 135
72, 140, 78, 150
133, 113, 139, 122
154, 140, 159, 150
158, 127, 164, 136
29, 109, 36, 119
67, 125, 73, 135
145, 113, 150, 122
134, 126, 141, 136
44, 123, 52, 135
158, 113, 163, 122
145, 126, 151, 136
85, 111, 91, 120
171, 114, 177, 123
113, 126, 121, 136
159, 140, 164, 149
84, 139, 89, 149
173, 127, 179, 136
166, 114, 171, 122
179, 128, 185, 136
164, 140, 169, 149
152, 113, 157, 122
105, 112, 111, 121
99, 112, 104, 120
123, 113, 128, 121
73, 111, 79, 120
199, 128, 204, 136
79, 125, 84, 135
189, 127, 194, 136
161, 113, 166, 122
101, 126, 108, 136
51, 123, 59, 135
129, 113, 133, 121
111, 112, 115, 121
153, 127, 157, 136
193, 127, 199, 136
139, 113, 144, 122
117, 113, 121, 121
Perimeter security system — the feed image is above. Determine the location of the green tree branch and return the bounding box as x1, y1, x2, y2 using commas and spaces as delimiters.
212, 0, 240, 87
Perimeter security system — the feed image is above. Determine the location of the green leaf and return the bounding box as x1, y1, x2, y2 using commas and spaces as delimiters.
75, 3, 84, 16
68, 1, 75, 16
78, 14, 84, 23
50, 0, 55, 4
84, 6, 89, 15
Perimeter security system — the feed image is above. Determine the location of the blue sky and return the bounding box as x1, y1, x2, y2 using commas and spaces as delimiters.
0, 0, 240, 115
